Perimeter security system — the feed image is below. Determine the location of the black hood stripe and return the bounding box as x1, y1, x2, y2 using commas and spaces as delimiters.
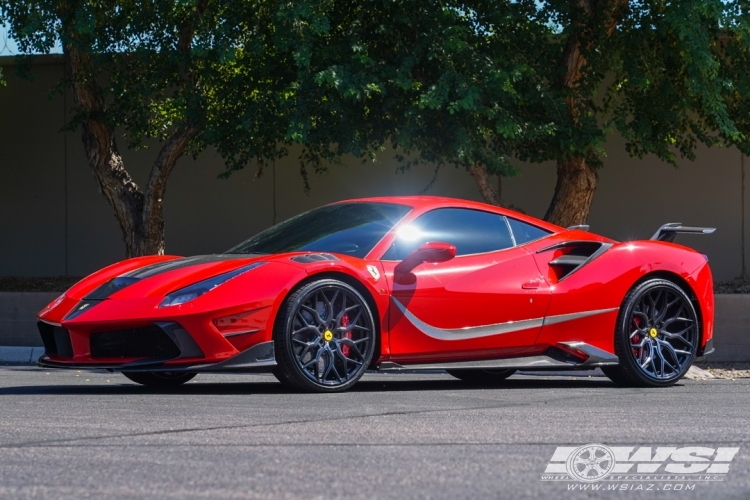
123, 254, 251, 280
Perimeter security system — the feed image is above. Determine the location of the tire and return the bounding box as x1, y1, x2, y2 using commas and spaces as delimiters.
603, 279, 699, 388
273, 279, 377, 393
122, 371, 196, 387
447, 368, 516, 385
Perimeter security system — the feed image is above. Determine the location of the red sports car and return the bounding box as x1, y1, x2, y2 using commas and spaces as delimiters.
36, 196, 715, 392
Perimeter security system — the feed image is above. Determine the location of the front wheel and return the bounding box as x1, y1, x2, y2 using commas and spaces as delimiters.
447, 369, 516, 385
273, 279, 377, 393
603, 279, 698, 387
122, 371, 196, 387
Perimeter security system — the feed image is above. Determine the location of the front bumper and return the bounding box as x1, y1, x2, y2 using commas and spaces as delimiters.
38, 340, 276, 373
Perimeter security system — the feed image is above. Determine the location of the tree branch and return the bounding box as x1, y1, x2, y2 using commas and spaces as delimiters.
136, 0, 207, 254
469, 164, 507, 207
141, 123, 200, 254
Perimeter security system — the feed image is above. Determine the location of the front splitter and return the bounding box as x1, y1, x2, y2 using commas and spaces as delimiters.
37, 341, 276, 373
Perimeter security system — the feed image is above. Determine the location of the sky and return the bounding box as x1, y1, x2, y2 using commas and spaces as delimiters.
1, 24, 62, 56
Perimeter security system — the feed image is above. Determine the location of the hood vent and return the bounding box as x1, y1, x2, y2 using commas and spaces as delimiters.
84, 276, 141, 300
290, 253, 340, 264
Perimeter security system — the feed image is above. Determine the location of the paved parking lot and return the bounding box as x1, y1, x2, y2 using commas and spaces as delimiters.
1, 366, 749, 499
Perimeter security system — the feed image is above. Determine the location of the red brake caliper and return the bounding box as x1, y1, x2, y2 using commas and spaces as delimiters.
341, 314, 351, 356
631, 316, 641, 357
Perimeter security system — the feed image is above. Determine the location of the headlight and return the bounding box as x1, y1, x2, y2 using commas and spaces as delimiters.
159, 262, 266, 307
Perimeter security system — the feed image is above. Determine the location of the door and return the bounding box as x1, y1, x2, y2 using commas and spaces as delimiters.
380, 208, 551, 362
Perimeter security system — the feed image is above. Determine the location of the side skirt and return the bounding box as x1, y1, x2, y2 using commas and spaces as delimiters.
376, 342, 618, 372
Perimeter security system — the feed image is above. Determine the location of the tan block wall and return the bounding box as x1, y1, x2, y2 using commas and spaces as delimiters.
713, 295, 750, 362
0, 292, 57, 346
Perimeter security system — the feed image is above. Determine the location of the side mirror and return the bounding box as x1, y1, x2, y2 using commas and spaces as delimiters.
395, 242, 456, 275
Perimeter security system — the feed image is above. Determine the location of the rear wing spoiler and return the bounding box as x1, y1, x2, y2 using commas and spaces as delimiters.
650, 223, 716, 242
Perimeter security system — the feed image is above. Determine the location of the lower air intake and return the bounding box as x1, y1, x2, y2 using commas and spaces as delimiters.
90, 326, 180, 359
37, 322, 74, 358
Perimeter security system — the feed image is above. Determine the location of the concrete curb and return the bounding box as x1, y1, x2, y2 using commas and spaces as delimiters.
0, 346, 45, 364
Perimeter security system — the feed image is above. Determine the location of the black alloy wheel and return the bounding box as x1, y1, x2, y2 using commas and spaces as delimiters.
603, 279, 698, 387
273, 279, 377, 392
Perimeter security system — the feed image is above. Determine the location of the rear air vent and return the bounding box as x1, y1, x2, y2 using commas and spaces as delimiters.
538, 241, 612, 281
290, 253, 340, 264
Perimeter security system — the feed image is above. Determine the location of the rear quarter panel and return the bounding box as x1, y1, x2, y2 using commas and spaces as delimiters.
532, 239, 713, 353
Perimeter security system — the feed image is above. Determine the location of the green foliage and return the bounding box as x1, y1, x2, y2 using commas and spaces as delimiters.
3, 0, 750, 190
284, 0, 558, 180
608, 0, 750, 164
283, 0, 750, 179
1, 0, 302, 170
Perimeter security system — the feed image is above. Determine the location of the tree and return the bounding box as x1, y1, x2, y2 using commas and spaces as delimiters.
282, 0, 750, 227
5, 1, 750, 247
258, 1, 546, 208
1, 0, 305, 256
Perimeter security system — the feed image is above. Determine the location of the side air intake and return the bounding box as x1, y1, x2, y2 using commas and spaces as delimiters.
538, 241, 613, 281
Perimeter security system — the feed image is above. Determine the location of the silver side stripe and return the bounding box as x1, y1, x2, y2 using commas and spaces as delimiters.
542, 308, 620, 326
391, 297, 618, 341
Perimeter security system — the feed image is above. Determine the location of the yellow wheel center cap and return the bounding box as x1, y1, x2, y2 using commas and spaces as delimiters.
649, 328, 658, 338
323, 330, 333, 342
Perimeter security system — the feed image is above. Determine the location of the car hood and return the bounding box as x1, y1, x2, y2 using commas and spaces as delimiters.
71, 254, 272, 301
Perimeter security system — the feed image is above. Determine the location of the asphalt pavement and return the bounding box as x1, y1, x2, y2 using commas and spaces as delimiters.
0, 366, 749, 499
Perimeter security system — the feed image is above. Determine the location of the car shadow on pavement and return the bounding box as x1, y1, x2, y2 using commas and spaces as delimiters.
0, 376, 648, 396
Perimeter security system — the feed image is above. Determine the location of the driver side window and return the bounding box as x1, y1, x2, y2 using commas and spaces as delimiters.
383, 208, 514, 260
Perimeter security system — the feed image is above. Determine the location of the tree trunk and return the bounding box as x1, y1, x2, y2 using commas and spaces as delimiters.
60, 1, 201, 258
64, 47, 197, 258
469, 164, 507, 207
138, 124, 200, 256
544, 157, 598, 227
542, 0, 625, 226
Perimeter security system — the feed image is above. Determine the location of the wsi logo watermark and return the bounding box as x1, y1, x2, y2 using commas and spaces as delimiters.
541, 444, 739, 488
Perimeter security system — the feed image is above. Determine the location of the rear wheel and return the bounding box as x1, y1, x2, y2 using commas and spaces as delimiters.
273, 279, 377, 393
447, 369, 516, 385
603, 279, 698, 387
122, 371, 196, 387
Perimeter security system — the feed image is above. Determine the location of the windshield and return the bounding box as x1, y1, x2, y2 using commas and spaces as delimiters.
226, 202, 412, 258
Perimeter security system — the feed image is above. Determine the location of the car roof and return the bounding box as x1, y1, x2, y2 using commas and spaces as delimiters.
333, 196, 564, 233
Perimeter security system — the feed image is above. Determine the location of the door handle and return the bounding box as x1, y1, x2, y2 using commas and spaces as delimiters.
521, 280, 540, 290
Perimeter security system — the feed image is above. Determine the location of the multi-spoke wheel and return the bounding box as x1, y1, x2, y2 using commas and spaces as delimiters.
273, 279, 377, 392
447, 369, 516, 385
122, 371, 196, 387
603, 279, 698, 387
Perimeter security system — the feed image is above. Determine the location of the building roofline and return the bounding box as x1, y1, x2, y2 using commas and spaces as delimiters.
0, 54, 64, 67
